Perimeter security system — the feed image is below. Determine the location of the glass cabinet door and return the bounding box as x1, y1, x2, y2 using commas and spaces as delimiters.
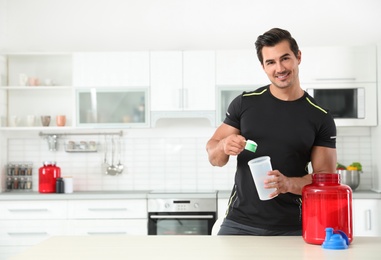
76, 88, 149, 127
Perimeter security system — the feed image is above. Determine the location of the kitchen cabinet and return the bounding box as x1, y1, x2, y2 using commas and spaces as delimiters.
150, 50, 215, 111
353, 198, 381, 236
73, 52, 150, 127
299, 45, 377, 84
76, 88, 148, 127
0, 53, 74, 128
0, 52, 150, 129
67, 199, 147, 235
215, 50, 268, 86
0, 200, 68, 259
0, 198, 148, 259
72, 52, 150, 87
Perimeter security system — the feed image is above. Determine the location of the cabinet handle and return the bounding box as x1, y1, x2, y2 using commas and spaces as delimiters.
88, 208, 127, 212
87, 232, 127, 235
8, 209, 48, 213
365, 209, 372, 230
8, 232, 48, 236
315, 78, 356, 81
178, 88, 183, 108
183, 88, 188, 108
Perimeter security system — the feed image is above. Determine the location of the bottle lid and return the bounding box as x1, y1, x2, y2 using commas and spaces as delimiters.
322, 228, 349, 250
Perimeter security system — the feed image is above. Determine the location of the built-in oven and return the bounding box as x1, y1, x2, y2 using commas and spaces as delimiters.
147, 191, 217, 235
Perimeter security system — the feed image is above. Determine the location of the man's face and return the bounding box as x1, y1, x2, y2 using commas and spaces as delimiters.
261, 40, 301, 90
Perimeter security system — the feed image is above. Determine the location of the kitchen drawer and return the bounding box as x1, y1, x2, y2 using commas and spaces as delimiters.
0, 219, 67, 246
0, 200, 68, 220
68, 219, 147, 236
68, 199, 147, 219
353, 199, 381, 236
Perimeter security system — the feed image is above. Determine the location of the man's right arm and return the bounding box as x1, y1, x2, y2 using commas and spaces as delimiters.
206, 123, 245, 167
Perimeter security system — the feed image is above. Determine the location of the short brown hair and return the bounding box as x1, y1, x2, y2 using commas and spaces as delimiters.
255, 28, 299, 65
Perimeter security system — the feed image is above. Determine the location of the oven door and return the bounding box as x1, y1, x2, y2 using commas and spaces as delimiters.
148, 212, 216, 235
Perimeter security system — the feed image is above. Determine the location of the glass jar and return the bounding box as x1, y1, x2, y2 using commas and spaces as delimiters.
38, 161, 61, 193
6, 177, 13, 191
302, 173, 353, 245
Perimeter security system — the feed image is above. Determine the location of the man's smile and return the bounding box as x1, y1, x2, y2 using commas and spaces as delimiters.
276, 72, 290, 80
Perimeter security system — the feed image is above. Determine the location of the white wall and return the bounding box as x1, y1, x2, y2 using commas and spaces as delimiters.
3, 125, 373, 193
0, 0, 381, 52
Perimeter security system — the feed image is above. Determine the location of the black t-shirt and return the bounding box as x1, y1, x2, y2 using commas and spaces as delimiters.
223, 85, 336, 231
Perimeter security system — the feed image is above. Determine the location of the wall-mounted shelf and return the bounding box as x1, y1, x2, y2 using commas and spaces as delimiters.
39, 130, 123, 137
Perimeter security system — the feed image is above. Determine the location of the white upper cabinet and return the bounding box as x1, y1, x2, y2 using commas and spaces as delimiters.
183, 51, 215, 110
150, 51, 183, 111
73, 52, 150, 87
150, 50, 215, 111
215, 50, 268, 86
299, 46, 377, 83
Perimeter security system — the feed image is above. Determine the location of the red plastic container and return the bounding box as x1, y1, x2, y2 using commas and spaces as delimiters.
302, 173, 353, 245
38, 161, 61, 193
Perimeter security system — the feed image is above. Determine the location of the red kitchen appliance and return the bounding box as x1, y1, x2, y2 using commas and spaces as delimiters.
302, 173, 353, 245
39, 161, 61, 193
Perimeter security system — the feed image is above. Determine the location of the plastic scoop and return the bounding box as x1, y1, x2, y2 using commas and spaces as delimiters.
245, 140, 257, 153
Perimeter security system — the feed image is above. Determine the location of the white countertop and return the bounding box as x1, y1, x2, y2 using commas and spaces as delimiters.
0, 190, 150, 200
9, 235, 381, 260
0, 189, 379, 200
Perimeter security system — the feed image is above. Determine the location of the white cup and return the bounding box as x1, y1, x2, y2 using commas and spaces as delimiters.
63, 176, 73, 193
248, 156, 277, 200
44, 79, 53, 86
9, 116, 19, 127
19, 74, 28, 86
26, 115, 35, 127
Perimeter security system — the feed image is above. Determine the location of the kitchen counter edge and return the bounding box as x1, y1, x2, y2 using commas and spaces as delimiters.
0, 190, 150, 200
0, 189, 380, 201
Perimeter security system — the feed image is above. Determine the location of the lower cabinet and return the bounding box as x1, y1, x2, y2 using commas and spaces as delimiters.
0, 199, 148, 259
67, 199, 147, 236
0, 200, 68, 260
68, 219, 147, 236
353, 199, 381, 237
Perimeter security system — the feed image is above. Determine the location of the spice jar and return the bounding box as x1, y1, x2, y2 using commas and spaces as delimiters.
25, 177, 32, 190
12, 177, 19, 189
6, 177, 13, 191
7, 164, 14, 176
302, 173, 353, 245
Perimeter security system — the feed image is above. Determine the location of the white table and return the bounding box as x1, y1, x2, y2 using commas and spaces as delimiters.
9, 235, 381, 260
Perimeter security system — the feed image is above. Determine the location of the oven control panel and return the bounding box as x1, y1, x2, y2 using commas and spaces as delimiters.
148, 198, 217, 212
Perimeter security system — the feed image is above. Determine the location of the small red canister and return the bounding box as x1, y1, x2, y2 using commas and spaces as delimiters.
38, 161, 61, 193
302, 173, 353, 245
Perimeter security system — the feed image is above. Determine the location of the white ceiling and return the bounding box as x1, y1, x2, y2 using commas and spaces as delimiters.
1, 0, 380, 52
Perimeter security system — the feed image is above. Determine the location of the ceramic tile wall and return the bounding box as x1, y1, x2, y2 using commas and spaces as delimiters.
3, 126, 373, 193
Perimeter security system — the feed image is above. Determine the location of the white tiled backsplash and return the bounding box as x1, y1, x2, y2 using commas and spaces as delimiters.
2, 125, 373, 192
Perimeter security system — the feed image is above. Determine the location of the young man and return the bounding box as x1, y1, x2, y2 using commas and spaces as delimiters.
206, 28, 337, 235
